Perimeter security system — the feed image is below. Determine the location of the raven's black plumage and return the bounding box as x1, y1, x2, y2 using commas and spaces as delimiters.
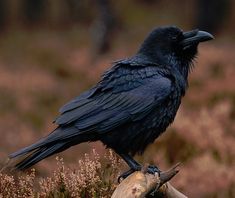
9, 26, 213, 176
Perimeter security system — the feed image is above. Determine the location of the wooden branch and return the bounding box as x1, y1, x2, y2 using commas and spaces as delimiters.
111, 163, 187, 198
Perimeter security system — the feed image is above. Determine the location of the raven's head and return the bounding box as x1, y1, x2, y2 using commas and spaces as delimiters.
138, 26, 214, 75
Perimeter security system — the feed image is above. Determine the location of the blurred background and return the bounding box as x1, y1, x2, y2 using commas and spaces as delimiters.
0, 0, 235, 197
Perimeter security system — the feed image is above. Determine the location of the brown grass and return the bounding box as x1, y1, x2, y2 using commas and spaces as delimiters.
0, 150, 122, 198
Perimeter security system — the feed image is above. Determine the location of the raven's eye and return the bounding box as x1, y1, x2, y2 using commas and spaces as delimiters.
172, 33, 184, 44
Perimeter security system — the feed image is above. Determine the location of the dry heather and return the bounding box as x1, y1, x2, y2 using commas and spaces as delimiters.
0, 150, 122, 198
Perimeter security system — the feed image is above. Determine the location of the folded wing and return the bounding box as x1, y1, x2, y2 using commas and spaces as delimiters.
55, 65, 172, 135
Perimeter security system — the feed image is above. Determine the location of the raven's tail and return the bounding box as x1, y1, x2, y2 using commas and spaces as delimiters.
8, 127, 82, 170
9, 142, 68, 170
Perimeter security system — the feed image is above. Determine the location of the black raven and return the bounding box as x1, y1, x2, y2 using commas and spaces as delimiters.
9, 26, 213, 180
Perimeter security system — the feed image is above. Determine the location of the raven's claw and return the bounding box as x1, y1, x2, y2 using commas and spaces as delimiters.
117, 164, 161, 183
118, 169, 135, 183
147, 165, 161, 176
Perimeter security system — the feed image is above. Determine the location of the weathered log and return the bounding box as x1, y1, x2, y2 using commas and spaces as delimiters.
111, 163, 187, 198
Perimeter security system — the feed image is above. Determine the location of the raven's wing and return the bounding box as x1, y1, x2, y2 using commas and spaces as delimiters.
55, 65, 172, 135
8, 64, 173, 170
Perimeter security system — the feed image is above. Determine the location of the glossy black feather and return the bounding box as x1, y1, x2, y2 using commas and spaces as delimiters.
9, 26, 212, 170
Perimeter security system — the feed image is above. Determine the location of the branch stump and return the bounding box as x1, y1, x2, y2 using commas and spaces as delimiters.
111, 163, 187, 198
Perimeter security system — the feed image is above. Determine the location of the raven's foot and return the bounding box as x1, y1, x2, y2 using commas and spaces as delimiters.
118, 165, 161, 183
118, 169, 134, 183
118, 165, 141, 183
146, 165, 161, 176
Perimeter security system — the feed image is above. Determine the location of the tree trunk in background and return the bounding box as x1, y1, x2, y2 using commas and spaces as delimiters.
22, 0, 45, 25
91, 0, 118, 55
0, 0, 6, 30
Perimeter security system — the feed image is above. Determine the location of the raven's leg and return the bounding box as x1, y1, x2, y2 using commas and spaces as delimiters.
120, 154, 141, 170
118, 154, 141, 182
118, 154, 161, 182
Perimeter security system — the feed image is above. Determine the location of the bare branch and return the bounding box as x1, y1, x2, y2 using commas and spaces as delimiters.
111, 163, 187, 198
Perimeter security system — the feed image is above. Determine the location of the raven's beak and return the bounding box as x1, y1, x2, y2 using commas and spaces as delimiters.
181, 30, 214, 50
